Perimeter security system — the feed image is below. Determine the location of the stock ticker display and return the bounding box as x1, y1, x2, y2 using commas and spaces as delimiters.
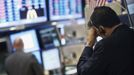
49, 0, 82, 20
0, 0, 47, 27
0, 0, 83, 27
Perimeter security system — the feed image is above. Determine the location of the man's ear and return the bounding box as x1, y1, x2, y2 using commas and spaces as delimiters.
99, 26, 105, 34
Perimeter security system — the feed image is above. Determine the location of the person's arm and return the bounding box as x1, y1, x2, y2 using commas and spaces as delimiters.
77, 42, 108, 75
31, 55, 44, 75
77, 27, 108, 75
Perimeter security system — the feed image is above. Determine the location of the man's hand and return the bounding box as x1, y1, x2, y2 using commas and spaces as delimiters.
86, 27, 98, 47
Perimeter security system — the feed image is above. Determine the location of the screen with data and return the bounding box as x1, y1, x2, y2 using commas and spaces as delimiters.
49, 0, 83, 20
42, 48, 61, 70
39, 26, 60, 49
10, 29, 40, 53
0, 0, 47, 28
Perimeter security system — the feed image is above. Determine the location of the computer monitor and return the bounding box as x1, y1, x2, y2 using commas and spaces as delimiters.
49, 0, 83, 20
125, 0, 134, 27
42, 48, 61, 70
31, 51, 42, 64
10, 29, 40, 53
119, 14, 130, 25
0, 0, 47, 28
39, 26, 61, 49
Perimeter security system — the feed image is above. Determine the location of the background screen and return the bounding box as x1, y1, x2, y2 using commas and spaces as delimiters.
10, 29, 40, 53
0, 0, 47, 28
125, 0, 134, 26
31, 51, 42, 64
39, 26, 60, 49
42, 48, 61, 70
49, 0, 82, 20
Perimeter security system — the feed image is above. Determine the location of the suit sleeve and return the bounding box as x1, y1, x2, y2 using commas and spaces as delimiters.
31, 55, 44, 75
77, 42, 108, 75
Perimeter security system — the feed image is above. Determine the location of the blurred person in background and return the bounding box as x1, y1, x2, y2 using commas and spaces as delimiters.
5, 37, 44, 75
77, 6, 134, 75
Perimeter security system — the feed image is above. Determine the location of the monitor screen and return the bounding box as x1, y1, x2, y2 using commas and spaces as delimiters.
49, 0, 83, 20
39, 26, 60, 49
125, 0, 134, 26
10, 29, 40, 53
31, 51, 42, 64
0, 0, 47, 28
119, 14, 130, 25
42, 48, 61, 70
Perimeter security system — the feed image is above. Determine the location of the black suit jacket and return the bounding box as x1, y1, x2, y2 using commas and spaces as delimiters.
5, 52, 44, 75
77, 25, 134, 75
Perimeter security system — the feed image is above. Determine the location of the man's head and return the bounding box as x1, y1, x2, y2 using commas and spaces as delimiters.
13, 37, 24, 51
88, 6, 121, 37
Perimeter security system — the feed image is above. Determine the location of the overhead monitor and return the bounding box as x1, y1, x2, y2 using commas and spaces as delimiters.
10, 29, 40, 53
125, 0, 134, 27
0, 0, 47, 28
49, 0, 83, 20
39, 26, 60, 49
42, 48, 61, 70
31, 51, 42, 64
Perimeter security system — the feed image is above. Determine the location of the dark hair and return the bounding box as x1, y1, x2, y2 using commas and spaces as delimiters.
88, 6, 121, 28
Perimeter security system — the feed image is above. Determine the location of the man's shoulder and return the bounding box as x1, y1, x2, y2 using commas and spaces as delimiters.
6, 52, 33, 61
5, 53, 16, 61
21, 53, 35, 60
95, 37, 114, 50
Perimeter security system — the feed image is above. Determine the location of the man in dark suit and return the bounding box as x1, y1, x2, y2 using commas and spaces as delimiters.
77, 6, 134, 75
5, 38, 44, 75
